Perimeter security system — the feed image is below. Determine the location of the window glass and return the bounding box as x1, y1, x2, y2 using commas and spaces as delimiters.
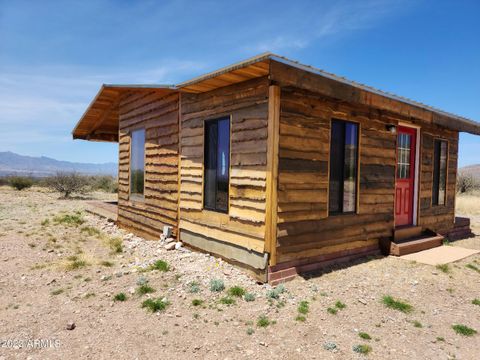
397, 133, 411, 179
130, 128, 145, 196
433, 140, 448, 205
329, 120, 359, 214
204, 117, 230, 212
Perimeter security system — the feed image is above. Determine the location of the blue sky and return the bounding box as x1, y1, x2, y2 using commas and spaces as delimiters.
0, 0, 479, 166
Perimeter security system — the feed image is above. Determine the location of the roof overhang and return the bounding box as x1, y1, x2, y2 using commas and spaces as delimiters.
72, 84, 176, 142
72, 53, 480, 141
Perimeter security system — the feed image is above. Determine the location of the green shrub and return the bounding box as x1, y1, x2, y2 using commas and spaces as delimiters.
228, 286, 246, 298
246, 327, 255, 335
8, 176, 34, 191
107, 237, 123, 253
359, 332, 371, 340
436, 264, 450, 273
141, 298, 169, 313
452, 324, 477, 336
81, 226, 101, 237
136, 284, 155, 295
472, 299, 480, 306
90, 175, 118, 193
209, 279, 225, 292
192, 299, 204, 306
382, 295, 413, 313
335, 301, 346, 309
298, 301, 309, 315
353, 344, 372, 354
219, 297, 236, 305
466, 263, 480, 273
50, 288, 64, 296
149, 260, 169, 272
114, 293, 127, 302
295, 315, 306, 322
413, 320, 423, 328
327, 307, 338, 315
257, 315, 270, 327
54, 213, 84, 226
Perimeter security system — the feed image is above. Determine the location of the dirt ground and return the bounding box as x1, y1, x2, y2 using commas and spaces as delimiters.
1, 186, 479, 360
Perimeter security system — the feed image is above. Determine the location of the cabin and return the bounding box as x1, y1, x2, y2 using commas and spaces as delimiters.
72, 53, 480, 283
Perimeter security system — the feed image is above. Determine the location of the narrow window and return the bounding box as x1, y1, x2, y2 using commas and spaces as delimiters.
432, 139, 447, 205
204, 117, 230, 212
130, 128, 145, 198
329, 120, 359, 214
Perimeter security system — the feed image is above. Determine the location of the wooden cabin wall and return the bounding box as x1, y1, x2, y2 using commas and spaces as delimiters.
179, 77, 269, 254
275, 87, 396, 264
117, 91, 180, 239
418, 126, 458, 234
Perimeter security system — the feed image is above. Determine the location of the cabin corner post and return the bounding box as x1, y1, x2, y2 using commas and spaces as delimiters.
265, 84, 280, 266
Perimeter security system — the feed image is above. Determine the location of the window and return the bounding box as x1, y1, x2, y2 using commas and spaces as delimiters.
130, 128, 145, 198
397, 133, 412, 179
432, 139, 447, 206
329, 120, 359, 214
204, 117, 230, 212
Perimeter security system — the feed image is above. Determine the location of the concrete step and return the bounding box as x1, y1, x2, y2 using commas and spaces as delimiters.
394, 225, 422, 242
390, 233, 444, 256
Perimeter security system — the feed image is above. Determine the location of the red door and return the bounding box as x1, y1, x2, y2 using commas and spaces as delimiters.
395, 126, 416, 227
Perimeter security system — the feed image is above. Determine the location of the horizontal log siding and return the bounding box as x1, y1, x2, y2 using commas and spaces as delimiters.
117, 91, 179, 239
179, 77, 269, 253
276, 87, 396, 263
275, 86, 459, 264
418, 126, 458, 233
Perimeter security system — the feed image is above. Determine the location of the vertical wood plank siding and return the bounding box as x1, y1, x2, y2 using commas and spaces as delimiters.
117, 91, 180, 239
179, 77, 269, 254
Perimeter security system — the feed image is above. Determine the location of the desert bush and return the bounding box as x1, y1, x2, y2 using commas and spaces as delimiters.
89, 175, 118, 193
209, 279, 225, 292
457, 173, 479, 193
8, 176, 34, 190
45, 172, 89, 198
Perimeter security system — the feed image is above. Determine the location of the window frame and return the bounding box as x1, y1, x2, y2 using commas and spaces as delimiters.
432, 138, 448, 207
129, 127, 146, 202
328, 118, 361, 216
203, 116, 231, 214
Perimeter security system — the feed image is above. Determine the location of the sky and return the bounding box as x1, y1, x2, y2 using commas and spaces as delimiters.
0, 0, 479, 166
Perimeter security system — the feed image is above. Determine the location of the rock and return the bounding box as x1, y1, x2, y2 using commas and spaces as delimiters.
165, 237, 175, 244
175, 242, 183, 250
46, 278, 56, 286
128, 287, 135, 295
165, 243, 176, 251
66, 321, 76, 330
358, 298, 367, 305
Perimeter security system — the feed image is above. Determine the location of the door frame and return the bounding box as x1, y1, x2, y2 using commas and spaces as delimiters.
396, 122, 420, 227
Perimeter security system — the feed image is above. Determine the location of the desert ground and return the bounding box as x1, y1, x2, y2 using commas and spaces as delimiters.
0, 187, 479, 360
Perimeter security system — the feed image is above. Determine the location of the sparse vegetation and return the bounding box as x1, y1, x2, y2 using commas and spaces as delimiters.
45, 172, 89, 198
246, 327, 255, 335
54, 212, 84, 226
141, 298, 169, 313
257, 315, 271, 328
327, 307, 338, 315
188, 281, 201, 293
267, 284, 285, 299
64, 255, 88, 270
106, 236, 123, 253
472, 299, 480, 306
244, 292, 255, 302
99, 260, 114, 267
353, 344, 372, 354
298, 300, 309, 315
8, 176, 34, 191
81, 226, 101, 237
335, 300, 346, 309
191, 299, 204, 306
359, 332, 372, 340
219, 297, 236, 305
413, 320, 423, 328
136, 284, 155, 295
50, 288, 64, 296
436, 264, 450, 273
436, 337, 445, 342
227, 286, 246, 298
382, 295, 413, 313
457, 173, 479, 193
466, 263, 480, 273
114, 293, 127, 302
209, 279, 225, 292
452, 324, 477, 336
149, 260, 170, 272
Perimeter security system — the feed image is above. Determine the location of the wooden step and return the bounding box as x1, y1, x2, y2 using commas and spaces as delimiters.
394, 226, 422, 242
390, 234, 444, 256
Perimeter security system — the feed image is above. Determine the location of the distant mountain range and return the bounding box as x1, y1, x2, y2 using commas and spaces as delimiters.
0, 151, 117, 177
460, 164, 480, 179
